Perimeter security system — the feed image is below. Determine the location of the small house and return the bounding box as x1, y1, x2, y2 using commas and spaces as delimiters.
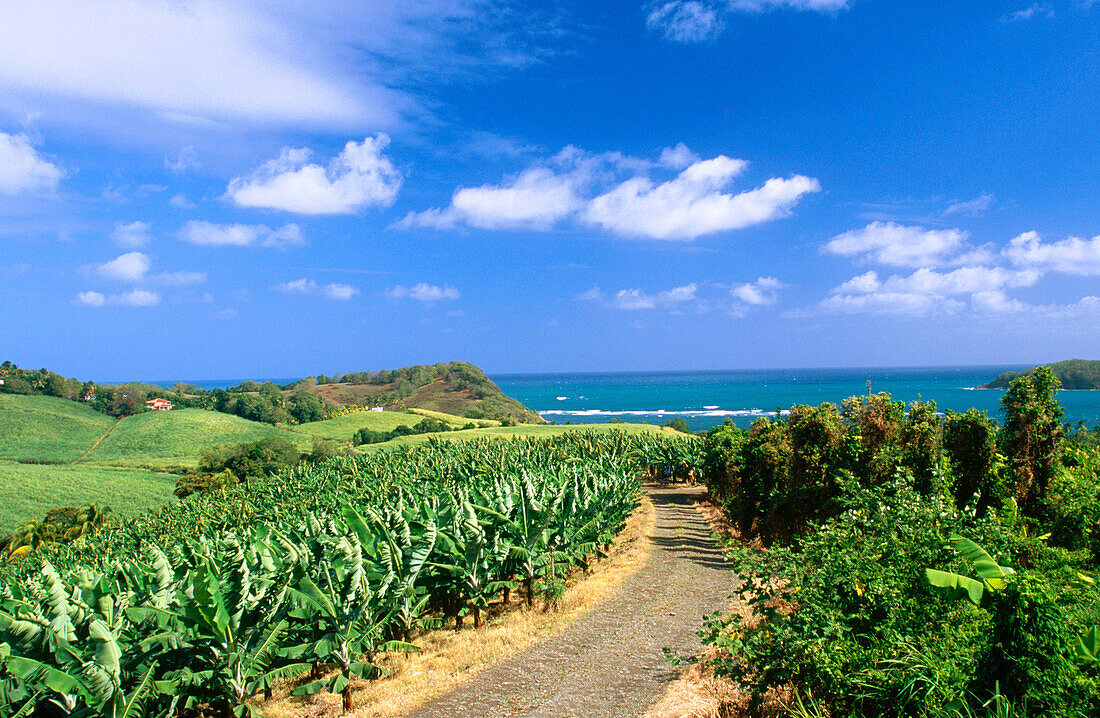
145, 398, 174, 411
368, 406, 384, 412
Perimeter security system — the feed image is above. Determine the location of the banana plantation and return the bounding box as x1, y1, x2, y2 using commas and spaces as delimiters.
0, 432, 701, 717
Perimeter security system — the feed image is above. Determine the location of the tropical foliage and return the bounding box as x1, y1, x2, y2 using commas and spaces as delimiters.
700, 367, 1100, 717
0, 431, 696, 716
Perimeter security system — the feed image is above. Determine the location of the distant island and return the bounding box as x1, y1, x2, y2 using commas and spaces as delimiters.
979, 359, 1100, 390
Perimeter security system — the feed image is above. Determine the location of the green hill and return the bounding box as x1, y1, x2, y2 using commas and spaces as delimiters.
82, 408, 309, 470
979, 359, 1100, 390
294, 408, 493, 443
0, 461, 176, 534
307, 361, 542, 424
0, 394, 115, 463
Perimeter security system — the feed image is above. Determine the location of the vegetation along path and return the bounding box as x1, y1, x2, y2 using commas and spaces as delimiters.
413, 484, 735, 718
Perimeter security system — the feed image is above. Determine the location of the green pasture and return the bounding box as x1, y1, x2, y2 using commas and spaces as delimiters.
0, 460, 176, 534
81, 408, 309, 469
0, 394, 115, 463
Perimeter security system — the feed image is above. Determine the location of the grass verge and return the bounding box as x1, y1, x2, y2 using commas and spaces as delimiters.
260, 491, 657, 718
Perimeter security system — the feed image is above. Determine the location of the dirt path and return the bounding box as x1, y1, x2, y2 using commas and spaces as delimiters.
71, 418, 121, 464
412, 484, 736, 718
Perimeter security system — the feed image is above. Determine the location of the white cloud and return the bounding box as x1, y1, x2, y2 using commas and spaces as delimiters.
0, 0, 400, 129
397, 165, 584, 231
586, 162, 819, 240
112, 220, 152, 247
574, 286, 605, 302
165, 146, 200, 174
399, 146, 819, 240
818, 265, 1040, 316
225, 135, 402, 214
384, 283, 461, 302
169, 194, 195, 209
76, 288, 160, 307
824, 222, 970, 268
647, 0, 849, 44
180, 221, 304, 248
75, 291, 105, 306
97, 252, 151, 282
599, 283, 699, 310
276, 278, 318, 294
943, 193, 994, 217
1005, 231, 1100, 275
646, 2, 724, 43
0, 131, 63, 194
112, 289, 159, 306
323, 283, 359, 301
1003, 3, 1054, 22
732, 276, 784, 305
276, 277, 358, 301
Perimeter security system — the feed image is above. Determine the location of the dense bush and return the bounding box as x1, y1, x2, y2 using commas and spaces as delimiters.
700, 368, 1100, 716
198, 436, 300, 482
353, 417, 452, 445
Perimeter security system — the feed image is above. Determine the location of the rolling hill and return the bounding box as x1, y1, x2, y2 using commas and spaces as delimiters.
0, 394, 116, 463
293, 407, 495, 443
979, 359, 1100, 390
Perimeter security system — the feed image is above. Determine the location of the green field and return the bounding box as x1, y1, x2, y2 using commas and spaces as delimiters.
0, 460, 176, 534
406, 407, 499, 427
384, 421, 674, 447
82, 408, 309, 469
0, 394, 116, 463
293, 408, 487, 442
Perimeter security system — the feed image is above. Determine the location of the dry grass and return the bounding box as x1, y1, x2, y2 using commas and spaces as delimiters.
640, 493, 792, 718
260, 491, 656, 718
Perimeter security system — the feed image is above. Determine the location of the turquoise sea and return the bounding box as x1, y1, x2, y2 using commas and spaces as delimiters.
150, 366, 1100, 433
493, 367, 1100, 432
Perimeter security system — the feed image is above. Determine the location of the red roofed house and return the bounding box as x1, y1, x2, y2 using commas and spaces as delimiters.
145, 398, 174, 411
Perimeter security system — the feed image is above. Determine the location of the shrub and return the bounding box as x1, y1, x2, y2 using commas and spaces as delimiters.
199, 437, 299, 482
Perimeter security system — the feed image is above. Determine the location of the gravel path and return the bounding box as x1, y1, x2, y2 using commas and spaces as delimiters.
412, 484, 737, 718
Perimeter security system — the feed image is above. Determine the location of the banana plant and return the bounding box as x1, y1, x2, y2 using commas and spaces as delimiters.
286, 532, 417, 713
926, 534, 1014, 606
430, 497, 512, 628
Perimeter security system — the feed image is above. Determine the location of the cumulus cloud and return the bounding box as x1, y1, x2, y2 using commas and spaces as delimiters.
579, 283, 699, 310
180, 221, 304, 248
75, 291, 105, 307
732, 276, 784, 305
824, 222, 971, 268
226, 135, 402, 214
112, 220, 152, 247
97, 252, 151, 282
169, 194, 195, 209
384, 283, 461, 302
276, 278, 359, 300
943, 193, 994, 217
398, 145, 819, 240
818, 266, 1040, 316
646, 2, 724, 43
0, 131, 63, 194
76, 289, 159, 307
1005, 231, 1100, 275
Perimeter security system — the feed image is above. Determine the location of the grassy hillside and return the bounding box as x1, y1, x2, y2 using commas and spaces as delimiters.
307, 361, 542, 424
0, 394, 115, 463
294, 408, 491, 443
0, 461, 176, 534
980, 359, 1100, 389
406, 407, 499, 427
82, 408, 309, 469
382, 421, 673, 448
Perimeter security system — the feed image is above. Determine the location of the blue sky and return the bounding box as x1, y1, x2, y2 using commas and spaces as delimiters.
1, 0, 1099, 379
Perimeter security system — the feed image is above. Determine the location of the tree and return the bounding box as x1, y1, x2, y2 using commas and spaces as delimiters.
943, 408, 1001, 514
664, 417, 692, 434
1001, 365, 1064, 510
287, 390, 326, 424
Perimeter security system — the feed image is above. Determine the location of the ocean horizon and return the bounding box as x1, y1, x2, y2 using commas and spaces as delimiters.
137, 364, 1100, 432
